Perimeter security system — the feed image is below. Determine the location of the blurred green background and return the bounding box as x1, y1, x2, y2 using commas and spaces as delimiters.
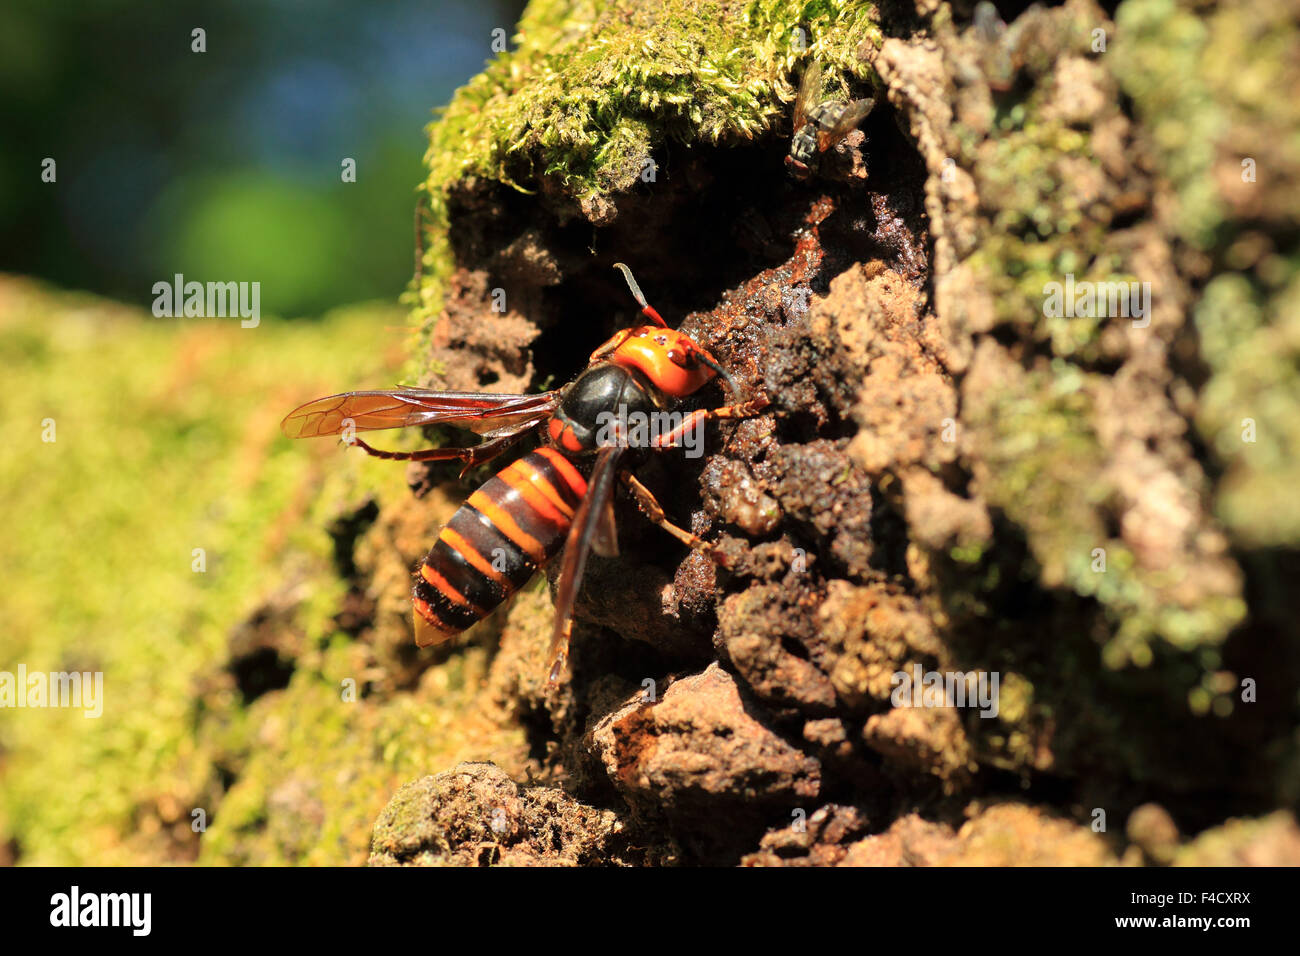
0, 0, 532, 865
0, 0, 526, 317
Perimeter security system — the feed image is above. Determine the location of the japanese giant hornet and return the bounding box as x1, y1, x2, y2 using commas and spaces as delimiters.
786, 61, 877, 180
282, 264, 769, 682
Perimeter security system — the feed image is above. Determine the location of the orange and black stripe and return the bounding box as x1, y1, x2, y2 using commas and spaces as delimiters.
412, 447, 588, 645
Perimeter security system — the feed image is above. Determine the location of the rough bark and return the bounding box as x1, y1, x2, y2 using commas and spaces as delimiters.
288, 0, 1300, 865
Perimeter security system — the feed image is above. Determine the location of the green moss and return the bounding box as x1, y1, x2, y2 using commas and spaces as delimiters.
965, 100, 1136, 362
941, 0, 1264, 680
413, 0, 881, 330
1115, 0, 1300, 549
1195, 269, 1300, 545
955, 41, 1136, 361
1114, 0, 1227, 248
1116, 0, 1300, 249
0, 278, 526, 865
967, 363, 1244, 666
198, 644, 522, 865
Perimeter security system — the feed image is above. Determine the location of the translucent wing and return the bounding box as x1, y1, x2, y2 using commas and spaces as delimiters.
547, 445, 624, 682
792, 60, 822, 131
819, 96, 877, 150
591, 489, 619, 559
281, 389, 559, 439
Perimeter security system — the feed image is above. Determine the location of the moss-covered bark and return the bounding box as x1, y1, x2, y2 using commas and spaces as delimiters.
370, 0, 1300, 865
11, 0, 1295, 868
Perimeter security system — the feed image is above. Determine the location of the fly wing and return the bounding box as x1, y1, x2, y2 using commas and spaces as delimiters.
792, 60, 822, 131
281, 389, 559, 439
546, 445, 624, 681
818, 96, 876, 151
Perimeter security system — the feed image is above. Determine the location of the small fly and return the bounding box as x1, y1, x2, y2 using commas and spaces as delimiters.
786, 61, 878, 180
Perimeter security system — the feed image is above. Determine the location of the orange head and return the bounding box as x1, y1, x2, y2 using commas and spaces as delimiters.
589, 326, 721, 399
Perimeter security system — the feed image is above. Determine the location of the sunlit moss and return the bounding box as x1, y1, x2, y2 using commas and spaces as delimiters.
0, 278, 516, 865
412, 0, 881, 332
1117, 0, 1300, 547
965, 363, 1245, 666
197, 644, 523, 865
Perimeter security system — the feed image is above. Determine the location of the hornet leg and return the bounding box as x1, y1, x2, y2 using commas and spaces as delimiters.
648, 395, 772, 449
620, 471, 729, 568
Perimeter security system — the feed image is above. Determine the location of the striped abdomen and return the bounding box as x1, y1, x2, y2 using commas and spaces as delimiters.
412, 447, 587, 645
